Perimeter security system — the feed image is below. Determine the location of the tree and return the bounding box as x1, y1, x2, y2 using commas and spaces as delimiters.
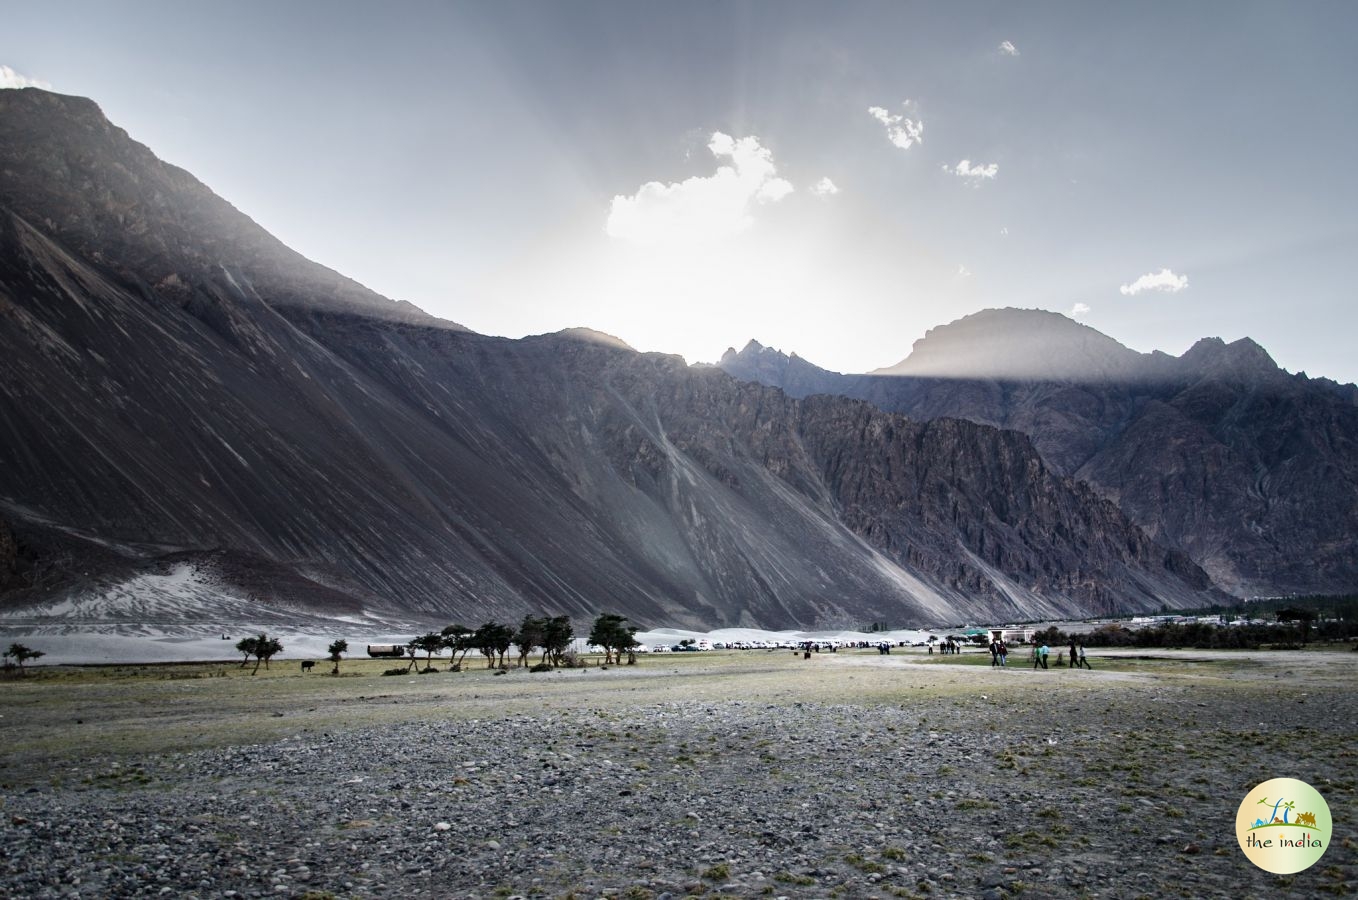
472, 622, 499, 669
589, 614, 638, 665
542, 616, 574, 667
515, 615, 546, 668
410, 632, 445, 670
441, 624, 473, 669
251, 634, 283, 674
472, 621, 514, 668
235, 636, 259, 669
1276, 608, 1316, 644
489, 622, 514, 667
5, 643, 44, 673
327, 639, 348, 675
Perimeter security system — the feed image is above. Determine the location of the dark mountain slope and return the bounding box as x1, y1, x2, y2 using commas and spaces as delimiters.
0, 87, 441, 326
720, 310, 1358, 597
0, 89, 1220, 627
0, 218, 1216, 625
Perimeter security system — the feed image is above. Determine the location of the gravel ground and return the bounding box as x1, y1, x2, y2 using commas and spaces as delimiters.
1, 651, 1355, 899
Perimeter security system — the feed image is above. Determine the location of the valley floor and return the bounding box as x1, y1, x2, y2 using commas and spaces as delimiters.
1, 647, 1355, 898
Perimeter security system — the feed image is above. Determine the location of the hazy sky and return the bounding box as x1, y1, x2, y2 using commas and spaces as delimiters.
5, 1, 1357, 382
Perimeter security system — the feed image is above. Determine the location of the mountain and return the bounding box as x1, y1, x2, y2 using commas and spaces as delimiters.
0, 88, 441, 328
870, 308, 1153, 382
720, 309, 1358, 597
0, 88, 1219, 630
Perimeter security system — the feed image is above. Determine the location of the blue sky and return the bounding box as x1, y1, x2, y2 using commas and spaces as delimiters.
5, 1, 1357, 382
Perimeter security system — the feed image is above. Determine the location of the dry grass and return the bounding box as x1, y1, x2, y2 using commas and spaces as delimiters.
0, 646, 1351, 782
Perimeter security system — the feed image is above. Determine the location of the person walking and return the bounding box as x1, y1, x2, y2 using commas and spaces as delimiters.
989, 638, 1000, 667
1038, 642, 1050, 670
1032, 643, 1041, 669
1078, 643, 1091, 669
1068, 637, 1078, 669
999, 640, 1008, 667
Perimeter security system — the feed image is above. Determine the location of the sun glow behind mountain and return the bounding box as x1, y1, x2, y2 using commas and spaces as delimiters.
4, 4, 1357, 382
467, 130, 965, 368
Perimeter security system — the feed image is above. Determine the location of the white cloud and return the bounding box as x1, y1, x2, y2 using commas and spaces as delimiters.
868, 104, 924, 151
1070, 302, 1091, 318
957, 264, 972, 278
945, 159, 999, 183
999, 226, 1009, 237
999, 40, 1020, 57
1119, 268, 1189, 296
606, 132, 795, 246
757, 178, 794, 203
810, 177, 839, 197
0, 65, 51, 90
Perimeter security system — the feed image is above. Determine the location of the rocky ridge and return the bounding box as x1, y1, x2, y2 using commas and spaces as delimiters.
0, 89, 1218, 628
0, 88, 441, 326
720, 309, 1358, 597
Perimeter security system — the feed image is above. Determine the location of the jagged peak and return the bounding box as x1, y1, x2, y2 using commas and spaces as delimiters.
723, 338, 793, 363
1178, 336, 1281, 380
721, 339, 772, 365
1181, 336, 1227, 359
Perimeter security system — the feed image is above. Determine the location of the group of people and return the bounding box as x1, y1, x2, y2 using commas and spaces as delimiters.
931, 638, 963, 655
1028, 638, 1092, 670
982, 636, 1093, 669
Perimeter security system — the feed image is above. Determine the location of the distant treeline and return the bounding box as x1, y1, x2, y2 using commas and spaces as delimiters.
1032, 617, 1358, 651
1171, 593, 1358, 622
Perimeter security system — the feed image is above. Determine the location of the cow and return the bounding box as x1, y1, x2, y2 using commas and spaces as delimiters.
300, 660, 316, 673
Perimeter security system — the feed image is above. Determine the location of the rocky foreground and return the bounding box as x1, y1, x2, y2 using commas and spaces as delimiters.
1, 652, 1355, 898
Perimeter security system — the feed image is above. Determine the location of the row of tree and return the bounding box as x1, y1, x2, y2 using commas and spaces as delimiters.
7, 614, 638, 678
1032, 613, 1358, 651
235, 634, 351, 674
1150, 593, 1358, 625
402, 613, 640, 672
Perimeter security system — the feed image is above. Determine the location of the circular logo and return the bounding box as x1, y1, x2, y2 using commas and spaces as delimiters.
1236, 778, 1331, 874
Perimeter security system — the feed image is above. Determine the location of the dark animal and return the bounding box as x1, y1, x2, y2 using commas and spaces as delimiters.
300, 660, 316, 673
